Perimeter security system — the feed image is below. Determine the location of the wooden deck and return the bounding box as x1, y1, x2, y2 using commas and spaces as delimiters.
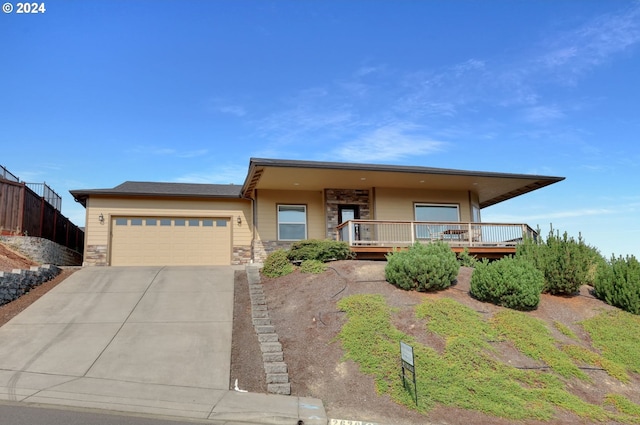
350, 245, 516, 260
337, 220, 533, 260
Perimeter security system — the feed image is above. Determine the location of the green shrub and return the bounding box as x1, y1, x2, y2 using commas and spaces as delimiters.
287, 239, 353, 262
516, 226, 599, 295
593, 254, 640, 315
262, 249, 295, 278
470, 256, 544, 311
299, 259, 327, 274
457, 248, 479, 267
385, 241, 459, 291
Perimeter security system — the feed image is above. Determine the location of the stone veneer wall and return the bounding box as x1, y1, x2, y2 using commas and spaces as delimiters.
252, 240, 294, 263
232, 245, 252, 265
84, 244, 108, 266
0, 236, 82, 266
324, 189, 371, 239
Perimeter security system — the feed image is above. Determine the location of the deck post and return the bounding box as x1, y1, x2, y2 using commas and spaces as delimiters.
410, 221, 415, 245
468, 222, 473, 247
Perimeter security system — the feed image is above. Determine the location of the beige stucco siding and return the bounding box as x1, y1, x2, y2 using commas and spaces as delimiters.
374, 187, 473, 221
255, 189, 324, 241
84, 196, 252, 265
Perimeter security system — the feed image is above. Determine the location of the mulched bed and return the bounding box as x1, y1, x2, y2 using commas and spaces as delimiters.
230, 260, 637, 425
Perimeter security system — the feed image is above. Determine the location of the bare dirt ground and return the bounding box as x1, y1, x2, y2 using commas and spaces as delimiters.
231, 260, 639, 425
0, 242, 77, 327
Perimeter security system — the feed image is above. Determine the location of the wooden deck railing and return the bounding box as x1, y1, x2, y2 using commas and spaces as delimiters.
336, 220, 537, 248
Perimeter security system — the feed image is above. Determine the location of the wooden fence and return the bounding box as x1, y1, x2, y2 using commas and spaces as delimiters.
0, 178, 84, 253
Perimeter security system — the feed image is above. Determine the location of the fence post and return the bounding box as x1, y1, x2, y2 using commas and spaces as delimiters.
38, 195, 45, 237
17, 183, 25, 234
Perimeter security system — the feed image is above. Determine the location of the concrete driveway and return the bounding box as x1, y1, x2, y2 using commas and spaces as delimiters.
0, 266, 325, 424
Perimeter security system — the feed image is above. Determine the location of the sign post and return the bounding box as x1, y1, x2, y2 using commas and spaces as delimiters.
400, 341, 417, 405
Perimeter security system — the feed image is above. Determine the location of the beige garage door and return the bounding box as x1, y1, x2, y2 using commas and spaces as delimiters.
111, 217, 231, 266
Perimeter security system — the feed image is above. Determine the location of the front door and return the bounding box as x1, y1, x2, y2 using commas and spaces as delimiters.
338, 205, 360, 241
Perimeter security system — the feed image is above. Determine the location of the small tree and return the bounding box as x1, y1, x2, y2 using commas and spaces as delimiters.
457, 248, 479, 267
516, 225, 598, 295
593, 255, 640, 315
385, 241, 459, 292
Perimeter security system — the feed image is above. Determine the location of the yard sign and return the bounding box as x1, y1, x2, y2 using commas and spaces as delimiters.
400, 341, 418, 405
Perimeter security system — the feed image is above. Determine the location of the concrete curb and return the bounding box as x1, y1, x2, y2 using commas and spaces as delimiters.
329, 419, 390, 425
246, 265, 291, 396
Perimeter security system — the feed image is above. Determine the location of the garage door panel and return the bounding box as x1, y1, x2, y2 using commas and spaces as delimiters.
111, 217, 231, 266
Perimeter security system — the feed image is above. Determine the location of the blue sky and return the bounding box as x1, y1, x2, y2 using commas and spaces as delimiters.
2, 1, 639, 258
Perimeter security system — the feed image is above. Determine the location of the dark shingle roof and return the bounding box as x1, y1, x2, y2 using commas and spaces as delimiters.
111, 181, 241, 197
70, 181, 241, 206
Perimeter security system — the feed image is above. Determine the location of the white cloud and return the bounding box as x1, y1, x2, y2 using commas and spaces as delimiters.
332, 123, 446, 162
127, 145, 208, 158
217, 105, 246, 117
173, 164, 247, 185
522, 105, 565, 124
536, 3, 640, 80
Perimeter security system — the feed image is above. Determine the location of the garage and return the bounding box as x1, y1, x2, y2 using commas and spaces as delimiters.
110, 216, 231, 266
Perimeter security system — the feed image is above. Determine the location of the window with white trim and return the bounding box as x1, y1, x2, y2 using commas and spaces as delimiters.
277, 205, 307, 240
415, 204, 460, 222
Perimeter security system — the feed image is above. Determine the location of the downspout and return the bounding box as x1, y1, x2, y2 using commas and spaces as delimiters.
251, 193, 257, 263
241, 189, 257, 264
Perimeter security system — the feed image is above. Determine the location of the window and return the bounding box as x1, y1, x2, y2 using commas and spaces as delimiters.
188, 219, 200, 227
202, 219, 214, 227
216, 219, 227, 227
115, 218, 127, 226
415, 204, 460, 239
278, 205, 307, 240
415, 204, 460, 222
130, 218, 143, 226
174, 219, 186, 226
146, 219, 157, 226
160, 219, 171, 226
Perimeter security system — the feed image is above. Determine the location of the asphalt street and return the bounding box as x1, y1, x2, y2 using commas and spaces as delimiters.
0, 402, 215, 425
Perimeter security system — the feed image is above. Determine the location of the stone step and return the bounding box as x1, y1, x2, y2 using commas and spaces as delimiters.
250, 295, 266, 304
264, 362, 288, 374
260, 342, 283, 353
258, 333, 279, 343
267, 383, 291, 395
252, 318, 271, 326
266, 373, 289, 384
262, 352, 284, 362
255, 325, 275, 334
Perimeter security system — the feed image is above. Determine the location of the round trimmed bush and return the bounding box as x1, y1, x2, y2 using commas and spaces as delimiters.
385, 242, 459, 292
300, 259, 327, 274
262, 249, 294, 278
287, 239, 353, 262
470, 257, 544, 311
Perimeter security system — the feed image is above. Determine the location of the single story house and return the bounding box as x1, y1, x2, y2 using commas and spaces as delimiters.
70, 158, 564, 266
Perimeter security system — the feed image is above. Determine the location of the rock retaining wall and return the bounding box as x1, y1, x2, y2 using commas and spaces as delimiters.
0, 264, 61, 306
0, 236, 82, 266
245, 264, 291, 395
